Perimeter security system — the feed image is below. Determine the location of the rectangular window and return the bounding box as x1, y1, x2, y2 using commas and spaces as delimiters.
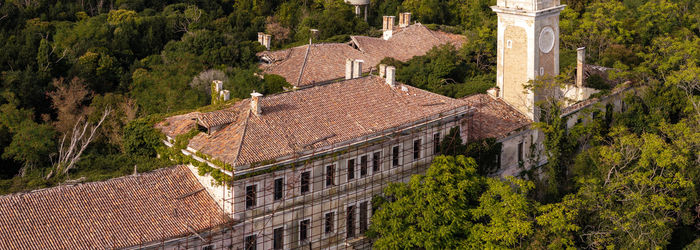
372, 152, 381, 173
325, 165, 335, 187
518, 142, 524, 162
273, 227, 284, 250
300, 172, 310, 194
244, 235, 257, 250
245, 185, 256, 209
299, 219, 310, 241
347, 159, 355, 180
347, 205, 356, 238
325, 212, 335, 234
274, 178, 284, 201
392, 145, 400, 167
359, 201, 368, 234
433, 133, 441, 154
360, 155, 368, 177
203, 245, 213, 250
413, 139, 422, 160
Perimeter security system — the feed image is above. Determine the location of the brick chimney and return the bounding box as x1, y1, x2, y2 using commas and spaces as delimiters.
382, 16, 395, 40
346, 58, 354, 80
379, 64, 387, 78
220, 90, 230, 101
399, 13, 411, 27
576, 47, 585, 87
385, 66, 396, 87
250, 92, 263, 115
352, 60, 364, 78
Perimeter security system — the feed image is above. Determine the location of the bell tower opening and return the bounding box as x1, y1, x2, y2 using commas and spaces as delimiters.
491, 0, 565, 121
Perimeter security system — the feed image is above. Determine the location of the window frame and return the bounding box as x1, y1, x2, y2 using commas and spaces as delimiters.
273, 226, 285, 250
244, 234, 257, 250
300, 171, 311, 194
245, 184, 258, 210
372, 150, 382, 174
273, 177, 284, 201
433, 132, 441, 155
299, 218, 311, 242
359, 154, 368, 177
413, 138, 422, 160
324, 211, 336, 235
347, 158, 356, 181
325, 164, 336, 187
391, 144, 401, 167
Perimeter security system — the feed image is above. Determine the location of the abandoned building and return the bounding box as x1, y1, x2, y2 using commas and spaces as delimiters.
0, 2, 635, 249
257, 14, 465, 88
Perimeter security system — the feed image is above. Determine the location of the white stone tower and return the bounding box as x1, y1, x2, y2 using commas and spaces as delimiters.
491, 0, 565, 121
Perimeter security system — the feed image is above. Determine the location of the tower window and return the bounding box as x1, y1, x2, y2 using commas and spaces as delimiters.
506, 40, 512, 48
540, 67, 544, 76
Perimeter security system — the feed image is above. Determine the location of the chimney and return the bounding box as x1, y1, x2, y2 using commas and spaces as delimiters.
250, 92, 263, 116
385, 66, 396, 87
346, 58, 354, 80
382, 16, 395, 40
263, 34, 272, 50
576, 47, 585, 87
212, 80, 223, 94
379, 64, 387, 78
257, 32, 264, 44
399, 13, 411, 27
487, 87, 500, 98
352, 60, 364, 78
220, 90, 230, 101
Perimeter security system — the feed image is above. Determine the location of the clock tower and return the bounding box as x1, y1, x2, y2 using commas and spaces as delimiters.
491, 0, 565, 121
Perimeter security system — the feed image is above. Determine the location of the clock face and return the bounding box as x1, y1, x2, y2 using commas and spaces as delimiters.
539, 27, 555, 53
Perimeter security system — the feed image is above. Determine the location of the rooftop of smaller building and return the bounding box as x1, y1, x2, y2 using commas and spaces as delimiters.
460, 94, 532, 140
0, 166, 229, 250
157, 76, 472, 170
257, 24, 465, 87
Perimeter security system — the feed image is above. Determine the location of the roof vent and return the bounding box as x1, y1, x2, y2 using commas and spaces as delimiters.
251, 92, 263, 116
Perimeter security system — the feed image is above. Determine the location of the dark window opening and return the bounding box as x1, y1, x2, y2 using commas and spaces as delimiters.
347, 159, 355, 180
413, 139, 422, 160
372, 152, 381, 173
244, 235, 257, 250
325, 212, 335, 234
360, 155, 368, 177
392, 146, 400, 167
300, 172, 310, 194
299, 219, 310, 241
274, 178, 284, 201
245, 185, 256, 209
203, 245, 213, 250
433, 133, 441, 154
518, 142, 524, 162
347, 205, 356, 238
326, 165, 335, 187
273, 227, 283, 250
359, 201, 368, 234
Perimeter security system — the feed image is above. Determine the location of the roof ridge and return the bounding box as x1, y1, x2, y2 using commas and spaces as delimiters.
231, 110, 251, 166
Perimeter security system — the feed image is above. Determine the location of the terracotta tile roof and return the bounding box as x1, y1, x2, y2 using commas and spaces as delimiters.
350, 24, 465, 62
460, 94, 532, 140
258, 43, 378, 87
257, 24, 465, 87
162, 76, 471, 169
156, 112, 200, 138
0, 166, 230, 250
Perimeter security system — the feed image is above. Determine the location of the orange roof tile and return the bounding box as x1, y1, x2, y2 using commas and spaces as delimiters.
162, 76, 471, 169
0, 166, 230, 249
460, 94, 532, 140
